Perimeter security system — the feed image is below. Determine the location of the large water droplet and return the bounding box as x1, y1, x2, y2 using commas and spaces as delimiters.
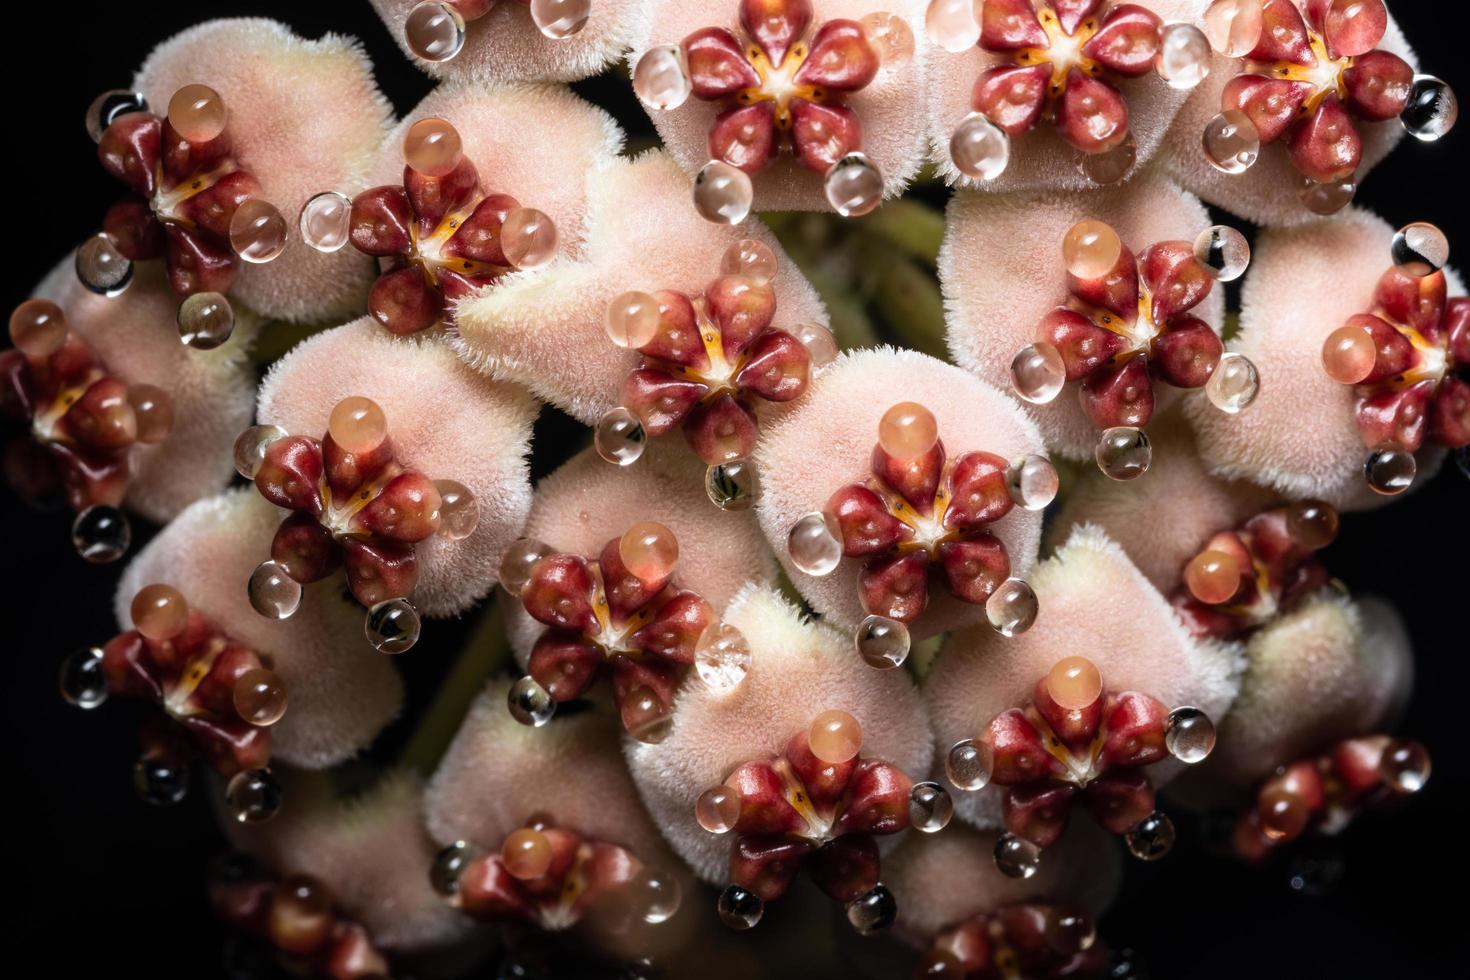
1126, 811, 1176, 861
950, 112, 1010, 180
365, 598, 421, 654
787, 511, 843, 576
226, 768, 283, 823
1206, 352, 1260, 414
945, 738, 993, 791
59, 647, 109, 709
633, 44, 692, 111
1165, 706, 1216, 764
908, 781, 954, 833
855, 615, 910, 669
508, 675, 556, 727
73, 505, 131, 563
595, 407, 647, 466
717, 884, 763, 930
1401, 75, 1458, 142
994, 833, 1041, 879
1095, 427, 1151, 481
846, 884, 896, 935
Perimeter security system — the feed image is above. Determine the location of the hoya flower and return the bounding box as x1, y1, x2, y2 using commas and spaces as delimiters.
925, 526, 1242, 873
3, 261, 257, 561
1186, 208, 1466, 507
1160, 0, 1452, 224
625, 584, 935, 931
87, 19, 395, 323
629, 1, 931, 218
374, 0, 649, 83
926, 0, 1213, 192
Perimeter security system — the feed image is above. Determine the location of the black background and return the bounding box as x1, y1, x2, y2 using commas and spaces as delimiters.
7, 4, 1467, 978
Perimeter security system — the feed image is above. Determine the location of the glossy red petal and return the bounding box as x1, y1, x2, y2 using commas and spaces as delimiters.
1055, 70, 1130, 155
790, 100, 864, 174
1080, 355, 1155, 429
527, 632, 603, 701
1222, 75, 1312, 144
683, 27, 761, 99
1082, 5, 1163, 78
972, 64, 1051, 136
1288, 95, 1363, 184
794, 19, 879, 91
1153, 316, 1223, 389
981, 0, 1047, 50
826, 484, 911, 557
1041, 308, 1129, 381
858, 551, 931, 622
1342, 49, 1414, 121
938, 533, 1011, 605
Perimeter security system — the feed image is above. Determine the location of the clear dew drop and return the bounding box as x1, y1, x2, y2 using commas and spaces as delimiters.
945, 738, 993, 791
793, 322, 839, 368
633, 44, 692, 111
177, 291, 235, 350
499, 538, 552, 596
59, 646, 109, 709
1364, 445, 1415, 496
298, 191, 353, 253
501, 208, 559, 270
1379, 740, 1431, 794
134, 756, 190, 806
72, 505, 131, 563
994, 833, 1042, 879
605, 291, 662, 349
1010, 342, 1066, 404
248, 560, 302, 620
855, 615, 910, 669
434, 479, 480, 540
430, 841, 474, 900
694, 621, 752, 692
86, 89, 149, 142
717, 884, 763, 930
721, 238, 779, 284
1095, 426, 1151, 481
365, 599, 421, 654
705, 460, 759, 511
950, 112, 1011, 181
787, 510, 843, 577
1401, 75, 1458, 142
1194, 225, 1251, 282
695, 786, 742, 834
824, 153, 884, 218
1164, 706, 1216, 764
1299, 175, 1357, 215
229, 199, 289, 264
75, 233, 133, 297
530, 0, 590, 40
1154, 23, 1211, 90
629, 868, 682, 925
226, 768, 283, 823
1202, 110, 1260, 175
925, 0, 983, 53
1126, 811, 1176, 861
233, 424, 287, 479
405, 1, 466, 62
986, 578, 1039, 637
846, 884, 897, 935
860, 11, 915, 69
508, 675, 556, 727
595, 407, 647, 466
233, 668, 288, 727
693, 160, 754, 225
1206, 352, 1260, 414
1006, 454, 1059, 511
908, 781, 954, 833
1390, 222, 1450, 277
1079, 132, 1137, 186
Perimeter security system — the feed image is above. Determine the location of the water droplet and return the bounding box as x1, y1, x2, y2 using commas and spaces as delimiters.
1185, 549, 1241, 604
1194, 225, 1250, 281
1154, 23, 1211, 89
1006, 454, 1059, 511
861, 11, 915, 69
508, 675, 556, 727
696, 786, 743, 834
1379, 739, 1431, 793
132, 583, 188, 640
1401, 75, 1458, 142
75, 233, 133, 297
605, 291, 662, 349
810, 709, 863, 764
908, 781, 953, 833
950, 112, 1010, 180
298, 191, 353, 253
233, 424, 287, 480
1202, 110, 1260, 175
134, 756, 190, 806
855, 615, 910, 669
945, 738, 993, 791
430, 841, 475, 900
1079, 132, 1136, 185
501, 208, 558, 270
787, 510, 843, 576
1206, 352, 1260, 414
9, 298, 68, 358
128, 384, 174, 444
720, 238, 779, 284
716, 884, 763, 930
1063, 220, 1123, 280
1126, 811, 1175, 861
59, 647, 109, 709
177, 291, 235, 350
435, 479, 479, 540
499, 538, 552, 595
994, 833, 1041, 878
1364, 445, 1415, 495
1044, 909, 1097, 956
248, 560, 302, 619
226, 768, 283, 823
705, 460, 758, 511
694, 621, 752, 692
693, 160, 754, 225
595, 407, 646, 466
1048, 656, 1102, 710
1390, 221, 1450, 277
234, 668, 288, 727
1095, 426, 1151, 481
1286, 499, 1339, 550
926, 0, 982, 52
530, 0, 590, 39
229, 199, 288, 264
629, 868, 682, 924
793, 322, 839, 368
986, 578, 1039, 637
405, 1, 466, 62
1202, 0, 1264, 57
878, 402, 938, 459
72, 505, 131, 563
1010, 342, 1066, 404
633, 43, 692, 111
824, 153, 884, 218
86, 89, 149, 142
1321, 323, 1377, 384
365, 598, 421, 654
404, 117, 463, 177
168, 84, 227, 143
846, 884, 896, 935
1299, 175, 1356, 215
1165, 707, 1216, 764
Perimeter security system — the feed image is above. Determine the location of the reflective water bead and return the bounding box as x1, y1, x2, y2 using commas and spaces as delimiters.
810, 709, 863, 764
624, 686, 673, 744
1164, 707, 1216, 764
404, 117, 463, 177
633, 44, 692, 111
861, 11, 915, 68
502, 208, 558, 269
59, 647, 109, 709
365, 598, 421, 654
1364, 445, 1415, 495
595, 407, 647, 465
986, 578, 1039, 637
1045, 910, 1097, 956
694, 621, 752, 692
1006, 455, 1059, 511
177, 291, 235, 350
128, 385, 174, 445
717, 884, 763, 930
430, 841, 474, 898
1194, 226, 1250, 282
508, 675, 556, 727
994, 833, 1042, 879
1010, 342, 1067, 405
1154, 23, 1211, 90
75, 233, 133, 297
1096, 426, 1151, 481
131, 583, 188, 641
1184, 549, 1241, 604
1287, 499, 1339, 550
629, 868, 682, 925
1321, 323, 1377, 384
951, 112, 1011, 180
878, 401, 938, 459
503, 828, 553, 880
1049, 656, 1103, 711
9, 299, 68, 358
1390, 222, 1450, 277
1300, 175, 1356, 215
1202, 0, 1264, 58
227, 768, 283, 823
298, 191, 353, 253
233, 424, 288, 479
693, 161, 754, 225
499, 538, 552, 595
234, 668, 288, 726
1202, 110, 1261, 174
434, 479, 479, 540
944, 738, 993, 791
134, 756, 190, 806
721, 238, 779, 284
1063, 220, 1122, 281
229, 199, 288, 264
1401, 75, 1458, 142
847, 885, 897, 935
925, 0, 982, 52
1126, 811, 1175, 861
86, 89, 148, 142
1079, 133, 1136, 186
1379, 740, 1431, 793
706, 460, 758, 511
620, 521, 679, 584
855, 615, 910, 669
530, 0, 590, 39
696, 786, 743, 835
908, 782, 953, 833
405, 1, 466, 62
787, 511, 843, 577
605, 291, 662, 349
168, 84, 227, 143
328, 396, 387, 455
1258, 786, 1308, 840
794, 322, 839, 368
824, 154, 884, 218
73, 505, 131, 563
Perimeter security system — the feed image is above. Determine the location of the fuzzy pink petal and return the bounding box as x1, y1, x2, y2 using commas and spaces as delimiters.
34, 260, 258, 524
939, 174, 1220, 460
256, 318, 536, 617
1157, 14, 1415, 226
630, 0, 930, 209
453, 150, 827, 423
134, 19, 394, 322
753, 348, 1045, 638
625, 583, 933, 883
926, 525, 1242, 831
116, 489, 402, 768
1185, 208, 1457, 510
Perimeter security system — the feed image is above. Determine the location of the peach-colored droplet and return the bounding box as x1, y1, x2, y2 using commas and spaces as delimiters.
403, 117, 463, 177
860, 11, 915, 68
167, 84, 227, 143
501, 208, 558, 269
1286, 499, 1339, 551
1321, 324, 1377, 384
878, 401, 938, 459
1047, 657, 1102, 711
1203, 0, 1264, 58
131, 583, 189, 641
809, 709, 863, 764
9, 299, 68, 358
720, 239, 779, 284
1062, 220, 1123, 280
229, 199, 288, 264
1185, 549, 1242, 605
502, 828, 553, 880
268, 875, 333, 955
328, 396, 388, 455
605, 291, 661, 349
695, 786, 743, 834
127, 384, 174, 445
233, 667, 288, 726
619, 521, 679, 583
434, 479, 479, 540
1257, 787, 1308, 841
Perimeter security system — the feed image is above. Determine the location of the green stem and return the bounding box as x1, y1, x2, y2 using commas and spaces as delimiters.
855, 198, 946, 268
399, 600, 509, 776
865, 249, 949, 359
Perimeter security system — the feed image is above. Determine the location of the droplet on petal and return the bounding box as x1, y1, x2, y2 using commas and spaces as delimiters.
128, 385, 174, 444
809, 709, 863, 764
1154, 23, 1211, 89
629, 868, 682, 925
530, 0, 590, 39
233, 425, 287, 479
1006, 455, 1059, 511
328, 396, 387, 455
1079, 133, 1137, 186
430, 841, 475, 898
620, 521, 679, 584
135, 756, 190, 806
855, 615, 910, 669
878, 402, 939, 459
861, 11, 915, 68
248, 560, 302, 619
73, 505, 131, 563
994, 833, 1042, 879
695, 621, 752, 692
624, 686, 673, 744
434, 479, 479, 540
59, 647, 109, 709
405, 1, 467, 62
693, 160, 753, 225
706, 460, 759, 511
9, 299, 68, 358
75, 233, 133, 297
787, 511, 843, 577
1202, 0, 1264, 58
1126, 811, 1175, 861
131, 583, 188, 641
229, 199, 288, 264
86, 89, 148, 143
945, 738, 993, 791
595, 407, 647, 465
696, 786, 743, 834
717, 884, 763, 930
793, 323, 839, 367
824, 154, 884, 218
1203, 110, 1260, 175
908, 782, 953, 833
167, 84, 227, 143
1047, 656, 1102, 710
501, 208, 558, 270
226, 768, 283, 823
1184, 549, 1241, 604
403, 117, 463, 178
1390, 222, 1450, 277
177, 291, 235, 350
1379, 740, 1431, 793
1364, 445, 1416, 495
846, 885, 897, 935
950, 112, 1010, 180
234, 668, 288, 726
926, 0, 982, 53
633, 44, 692, 111
502, 828, 554, 880
721, 239, 779, 284
1321, 324, 1377, 384
499, 538, 552, 595
1401, 75, 1458, 142
508, 675, 557, 727
986, 579, 1038, 637
1299, 175, 1357, 215
1194, 226, 1250, 282
298, 191, 353, 253
605, 291, 662, 348
1286, 499, 1339, 550
1164, 707, 1216, 763
1063, 221, 1123, 280
1095, 427, 1151, 481
365, 598, 421, 654
1010, 342, 1067, 405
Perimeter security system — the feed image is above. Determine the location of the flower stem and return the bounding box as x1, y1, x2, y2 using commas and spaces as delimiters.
399, 599, 509, 776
